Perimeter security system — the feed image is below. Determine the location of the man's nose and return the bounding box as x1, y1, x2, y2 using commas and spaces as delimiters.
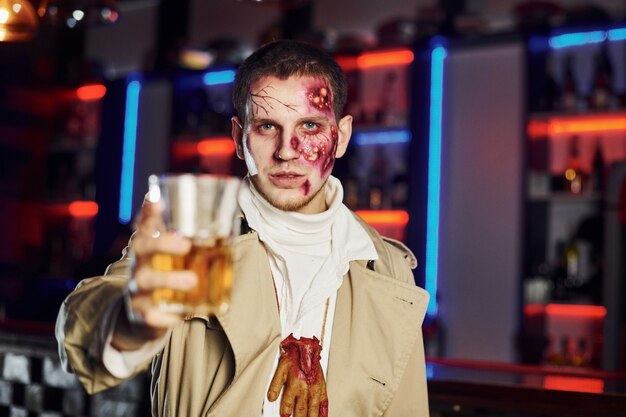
275, 133, 300, 161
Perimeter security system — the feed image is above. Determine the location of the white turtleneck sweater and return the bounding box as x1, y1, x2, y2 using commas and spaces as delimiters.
238, 176, 378, 417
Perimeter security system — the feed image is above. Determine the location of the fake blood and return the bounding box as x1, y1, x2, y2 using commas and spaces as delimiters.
248, 81, 340, 197
298, 123, 338, 177
320, 399, 329, 416
321, 126, 339, 174
279, 333, 328, 417
307, 85, 332, 113
281, 334, 323, 385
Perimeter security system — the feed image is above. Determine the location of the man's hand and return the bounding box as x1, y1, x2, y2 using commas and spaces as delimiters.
112, 200, 197, 351
267, 334, 329, 417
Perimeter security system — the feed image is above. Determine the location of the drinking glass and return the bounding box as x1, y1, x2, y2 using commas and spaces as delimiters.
147, 174, 241, 315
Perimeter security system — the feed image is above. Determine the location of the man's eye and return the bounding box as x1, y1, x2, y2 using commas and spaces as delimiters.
258, 123, 275, 132
304, 121, 318, 129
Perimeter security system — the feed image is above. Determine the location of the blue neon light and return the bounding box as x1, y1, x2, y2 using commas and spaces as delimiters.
426, 45, 446, 317
549, 30, 606, 48
426, 363, 434, 379
608, 28, 626, 41
354, 129, 411, 146
203, 70, 236, 86
530, 26, 626, 51
548, 27, 626, 49
118, 78, 141, 224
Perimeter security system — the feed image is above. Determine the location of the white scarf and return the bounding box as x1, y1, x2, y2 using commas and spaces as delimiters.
238, 175, 378, 332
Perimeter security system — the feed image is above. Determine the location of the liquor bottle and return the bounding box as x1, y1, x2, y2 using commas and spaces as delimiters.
391, 172, 408, 208
551, 335, 570, 366
588, 44, 615, 110
539, 54, 560, 112
550, 240, 568, 301
563, 335, 575, 366
564, 236, 581, 289
375, 71, 403, 127
590, 138, 605, 194
545, 336, 559, 365
561, 55, 582, 112
367, 147, 387, 209
564, 135, 585, 194
570, 338, 589, 367
344, 176, 359, 209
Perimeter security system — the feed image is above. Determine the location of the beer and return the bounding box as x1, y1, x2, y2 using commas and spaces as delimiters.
146, 173, 241, 315
151, 239, 233, 315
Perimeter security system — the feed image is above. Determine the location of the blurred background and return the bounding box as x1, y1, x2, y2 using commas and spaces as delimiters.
1, 0, 626, 415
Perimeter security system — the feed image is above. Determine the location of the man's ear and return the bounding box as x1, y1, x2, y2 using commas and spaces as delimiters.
335, 115, 353, 159
231, 116, 245, 160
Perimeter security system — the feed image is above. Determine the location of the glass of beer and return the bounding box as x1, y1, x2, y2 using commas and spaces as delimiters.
147, 174, 241, 315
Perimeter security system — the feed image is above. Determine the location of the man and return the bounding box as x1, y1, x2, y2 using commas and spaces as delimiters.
56, 39, 430, 417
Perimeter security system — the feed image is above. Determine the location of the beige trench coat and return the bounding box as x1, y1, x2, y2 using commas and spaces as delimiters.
57, 219, 430, 416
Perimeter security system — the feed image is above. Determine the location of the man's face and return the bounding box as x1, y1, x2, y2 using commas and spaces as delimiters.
232, 75, 352, 214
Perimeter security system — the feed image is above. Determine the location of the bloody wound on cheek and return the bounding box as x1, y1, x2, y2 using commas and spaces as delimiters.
291, 136, 299, 151
302, 180, 311, 196
303, 143, 322, 162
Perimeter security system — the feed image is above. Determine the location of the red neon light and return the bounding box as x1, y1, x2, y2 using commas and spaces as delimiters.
528, 114, 626, 138
356, 210, 409, 225
173, 142, 197, 158
552, 118, 626, 134
197, 138, 236, 156
358, 50, 414, 69
68, 201, 99, 217
544, 304, 606, 319
337, 49, 414, 71
335, 56, 359, 72
524, 304, 606, 319
76, 84, 106, 101
527, 120, 549, 138
543, 375, 604, 394
523, 304, 546, 316
173, 138, 235, 159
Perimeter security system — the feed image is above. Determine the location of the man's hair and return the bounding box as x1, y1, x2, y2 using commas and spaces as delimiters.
233, 39, 347, 122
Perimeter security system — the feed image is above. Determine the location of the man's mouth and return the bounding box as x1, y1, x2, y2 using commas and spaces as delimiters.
269, 171, 307, 188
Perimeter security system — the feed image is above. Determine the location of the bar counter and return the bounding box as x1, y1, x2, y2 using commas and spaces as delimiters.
428, 358, 626, 417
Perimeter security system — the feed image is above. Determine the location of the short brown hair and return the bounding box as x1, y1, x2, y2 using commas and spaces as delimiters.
233, 40, 347, 122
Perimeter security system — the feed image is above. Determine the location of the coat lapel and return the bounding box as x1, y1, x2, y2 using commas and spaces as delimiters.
216, 232, 281, 379
326, 261, 429, 417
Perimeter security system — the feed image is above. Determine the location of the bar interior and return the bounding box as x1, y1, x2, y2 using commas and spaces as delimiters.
1, 0, 626, 415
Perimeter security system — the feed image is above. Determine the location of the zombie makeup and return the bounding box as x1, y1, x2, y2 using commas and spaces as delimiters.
307, 85, 332, 113
246, 80, 339, 176
297, 124, 338, 177
289, 81, 339, 193
240, 102, 258, 176
250, 85, 298, 117
241, 76, 343, 211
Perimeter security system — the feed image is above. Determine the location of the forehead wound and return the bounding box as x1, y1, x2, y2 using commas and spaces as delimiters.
308, 86, 332, 111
